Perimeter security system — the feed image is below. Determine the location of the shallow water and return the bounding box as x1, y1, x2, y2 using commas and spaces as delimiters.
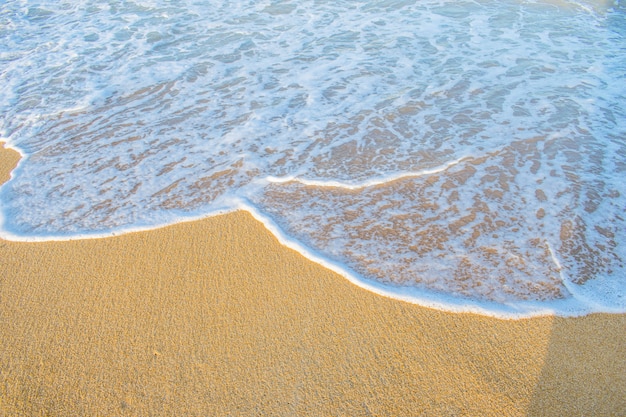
1, 0, 625, 316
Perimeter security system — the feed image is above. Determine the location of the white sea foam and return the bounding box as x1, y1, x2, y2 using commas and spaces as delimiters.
1, 0, 625, 317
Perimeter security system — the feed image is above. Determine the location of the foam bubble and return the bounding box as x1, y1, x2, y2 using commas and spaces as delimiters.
1, 0, 624, 317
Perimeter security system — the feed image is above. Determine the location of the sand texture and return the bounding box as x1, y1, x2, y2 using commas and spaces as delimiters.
1, 142, 625, 416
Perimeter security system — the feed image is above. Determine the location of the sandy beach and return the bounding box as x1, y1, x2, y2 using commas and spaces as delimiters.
0, 142, 624, 416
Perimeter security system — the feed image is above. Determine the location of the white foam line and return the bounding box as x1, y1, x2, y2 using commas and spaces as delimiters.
264, 156, 471, 190
546, 239, 585, 300
0, 145, 616, 318
545, 239, 614, 313
0, 145, 618, 318
0, 140, 27, 161
0, 140, 27, 185
0, 209, 224, 243
0, 192, 612, 318
237, 198, 600, 319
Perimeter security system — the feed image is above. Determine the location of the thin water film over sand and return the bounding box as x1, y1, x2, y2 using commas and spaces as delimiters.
0, 0, 624, 315
255, 133, 624, 308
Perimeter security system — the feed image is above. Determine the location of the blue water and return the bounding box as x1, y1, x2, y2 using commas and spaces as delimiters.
1, 0, 625, 317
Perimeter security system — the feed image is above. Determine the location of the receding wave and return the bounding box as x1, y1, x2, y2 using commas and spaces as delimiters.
0, 0, 624, 316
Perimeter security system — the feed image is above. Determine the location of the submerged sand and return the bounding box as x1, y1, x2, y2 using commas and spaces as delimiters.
0, 142, 624, 416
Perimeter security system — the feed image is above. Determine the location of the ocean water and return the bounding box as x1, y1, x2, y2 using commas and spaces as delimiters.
1, 0, 625, 317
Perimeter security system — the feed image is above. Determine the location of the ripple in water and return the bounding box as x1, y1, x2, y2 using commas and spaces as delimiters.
0, 0, 624, 316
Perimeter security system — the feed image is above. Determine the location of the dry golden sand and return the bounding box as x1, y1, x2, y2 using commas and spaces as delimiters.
0, 142, 625, 416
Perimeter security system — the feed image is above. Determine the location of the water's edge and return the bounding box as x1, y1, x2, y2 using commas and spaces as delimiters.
2, 141, 622, 320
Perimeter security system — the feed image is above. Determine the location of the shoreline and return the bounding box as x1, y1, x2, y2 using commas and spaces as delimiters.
0, 143, 621, 319
1, 143, 625, 415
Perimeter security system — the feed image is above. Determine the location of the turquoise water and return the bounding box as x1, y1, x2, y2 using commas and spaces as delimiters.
1, 0, 625, 316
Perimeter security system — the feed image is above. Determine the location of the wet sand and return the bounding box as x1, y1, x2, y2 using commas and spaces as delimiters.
1, 142, 625, 416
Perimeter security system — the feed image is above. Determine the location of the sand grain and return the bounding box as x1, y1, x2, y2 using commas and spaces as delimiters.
1, 143, 624, 416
